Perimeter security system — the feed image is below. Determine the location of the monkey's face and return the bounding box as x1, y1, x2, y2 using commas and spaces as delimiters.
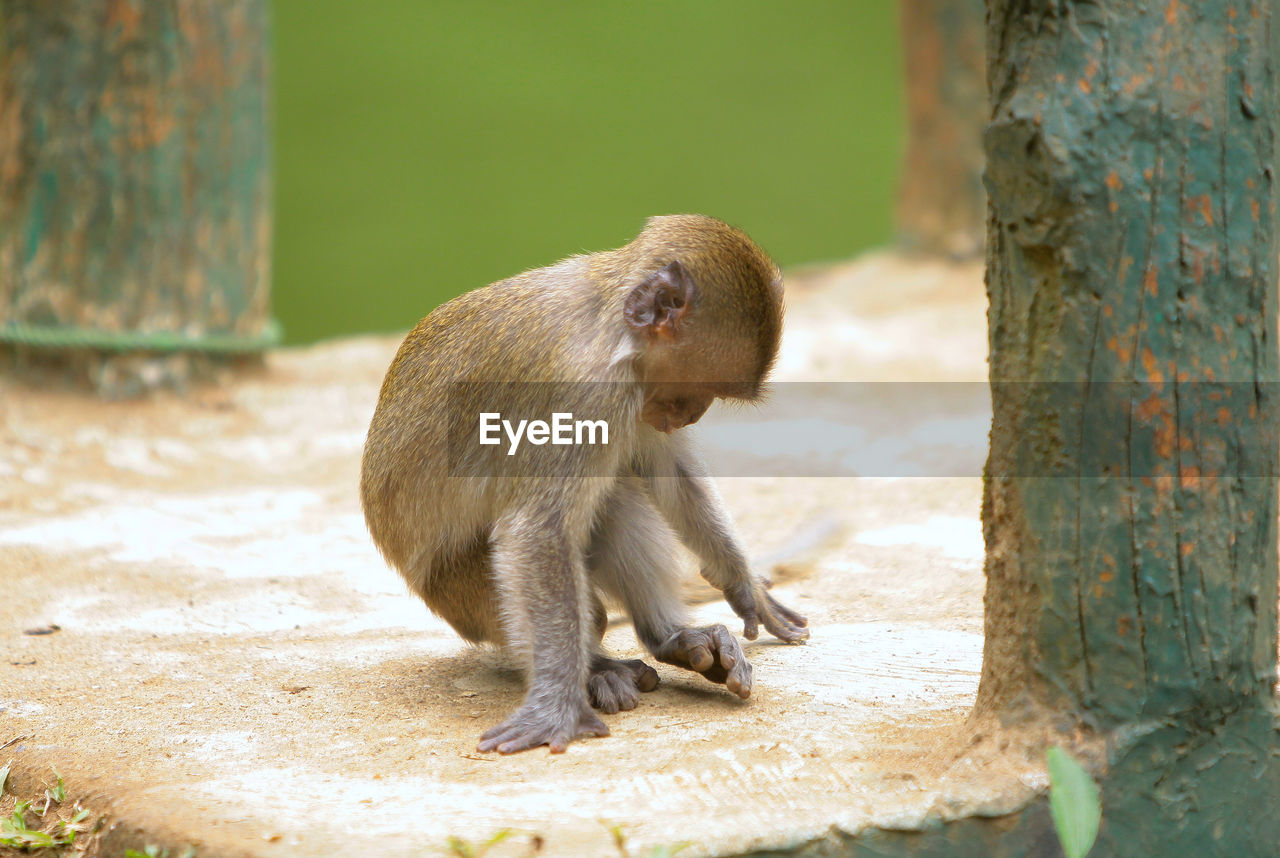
640, 387, 716, 434
637, 339, 761, 433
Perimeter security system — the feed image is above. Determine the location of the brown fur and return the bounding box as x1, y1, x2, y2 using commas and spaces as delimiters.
360, 215, 807, 754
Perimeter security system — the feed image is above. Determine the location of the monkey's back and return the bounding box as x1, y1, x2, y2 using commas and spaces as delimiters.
359, 257, 634, 580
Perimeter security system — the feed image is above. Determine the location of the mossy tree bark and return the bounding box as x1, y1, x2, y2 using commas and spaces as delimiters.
0, 1, 274, 391
980, 0, 1280, 853
896, 0, 986, 257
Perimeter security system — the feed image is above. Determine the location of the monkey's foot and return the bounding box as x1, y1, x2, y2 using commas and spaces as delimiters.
654, 624, 753, 699
588, 655, 659, 714
477, 702, 608, 754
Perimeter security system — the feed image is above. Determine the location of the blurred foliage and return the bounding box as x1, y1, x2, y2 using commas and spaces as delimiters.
272, 1, 902, 343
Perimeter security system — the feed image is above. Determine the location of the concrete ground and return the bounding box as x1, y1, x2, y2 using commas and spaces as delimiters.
0, 254, 1053, 857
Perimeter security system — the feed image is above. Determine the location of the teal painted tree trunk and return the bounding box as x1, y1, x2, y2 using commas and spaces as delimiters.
981, 0, 1280, 853
0, 0, 274, 368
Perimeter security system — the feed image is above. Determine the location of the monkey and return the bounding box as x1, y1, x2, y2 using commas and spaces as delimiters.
360, 214, 809, 754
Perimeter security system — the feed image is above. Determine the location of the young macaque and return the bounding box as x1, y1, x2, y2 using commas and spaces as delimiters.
360, 214, 809, 753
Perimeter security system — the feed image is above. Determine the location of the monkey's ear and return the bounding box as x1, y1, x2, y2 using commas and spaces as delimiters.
624, 260, 696, 341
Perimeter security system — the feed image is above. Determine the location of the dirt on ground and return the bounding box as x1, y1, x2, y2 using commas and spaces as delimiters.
0, 253, 1085, 857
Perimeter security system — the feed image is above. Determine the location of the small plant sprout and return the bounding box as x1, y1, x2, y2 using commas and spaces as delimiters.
124, 845, 197, 858
1047, 745, 1102, 858
443, 828, 514, 858
38, 767, 66, 815
0, 797, 88, 850
605, 821, 691, 858
0, 766, 93, 852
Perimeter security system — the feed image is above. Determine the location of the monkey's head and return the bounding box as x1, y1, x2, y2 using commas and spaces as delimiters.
622, 215, 784, 434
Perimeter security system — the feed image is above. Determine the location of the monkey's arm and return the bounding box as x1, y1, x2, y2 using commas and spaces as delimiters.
645, 443, 809, 644
477, 502, 608, 754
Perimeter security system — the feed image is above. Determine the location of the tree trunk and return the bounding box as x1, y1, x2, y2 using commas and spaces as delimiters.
981, 0, 1280, 852
896, 0, 987, 258
0, 0, 275, 392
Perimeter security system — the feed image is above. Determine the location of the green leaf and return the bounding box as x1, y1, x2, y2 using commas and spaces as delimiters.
1047, 746, 1101, 858
49, 767, 66, 802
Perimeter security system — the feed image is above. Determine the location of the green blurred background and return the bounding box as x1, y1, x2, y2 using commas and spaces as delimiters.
271, 1, 903, 345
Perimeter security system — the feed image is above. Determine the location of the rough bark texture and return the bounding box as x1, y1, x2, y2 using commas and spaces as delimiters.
782, 3, 1280, 855
976, 0, 1279, 853
896, 0, 987, 258
0, 1, 273, 360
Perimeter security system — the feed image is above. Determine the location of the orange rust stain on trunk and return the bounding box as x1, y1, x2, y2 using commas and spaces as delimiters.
1117, 615, 1132, 636
1107, 336, 1133, 365
1154, 419, 1176, 459
1141, 348, 1165, 384
1078, 78, 1093, 94
1166, 0, 1181, 24
1190, 194, 1215, 226
1137, 393, 1167, 421
1144, 266, 1159, 297
1106, 171, 1123, 190
106, 0, 143, 38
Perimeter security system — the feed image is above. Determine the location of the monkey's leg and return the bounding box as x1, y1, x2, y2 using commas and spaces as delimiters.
416, 535, 505, 645
477, 507, 608, 754
588, 478, 753, 699
583, 589, 659, 713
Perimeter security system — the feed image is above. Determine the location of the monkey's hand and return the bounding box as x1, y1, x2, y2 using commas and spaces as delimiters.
721, 578, 810, 644
477, 701, 609, 754
654, 625, 754, 699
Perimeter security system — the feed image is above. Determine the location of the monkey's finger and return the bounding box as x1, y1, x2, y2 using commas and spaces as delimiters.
629, 660, 661, 693
548, 718, 609, 753
477, 728, 521, 753
763, 612, 810, 643
766, 593, 809, 627
687, 641, 714, 672
712, 624, 741, 672
723, 583, 762, 639
725, 653, 753, 699
761, 594, 810, 642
